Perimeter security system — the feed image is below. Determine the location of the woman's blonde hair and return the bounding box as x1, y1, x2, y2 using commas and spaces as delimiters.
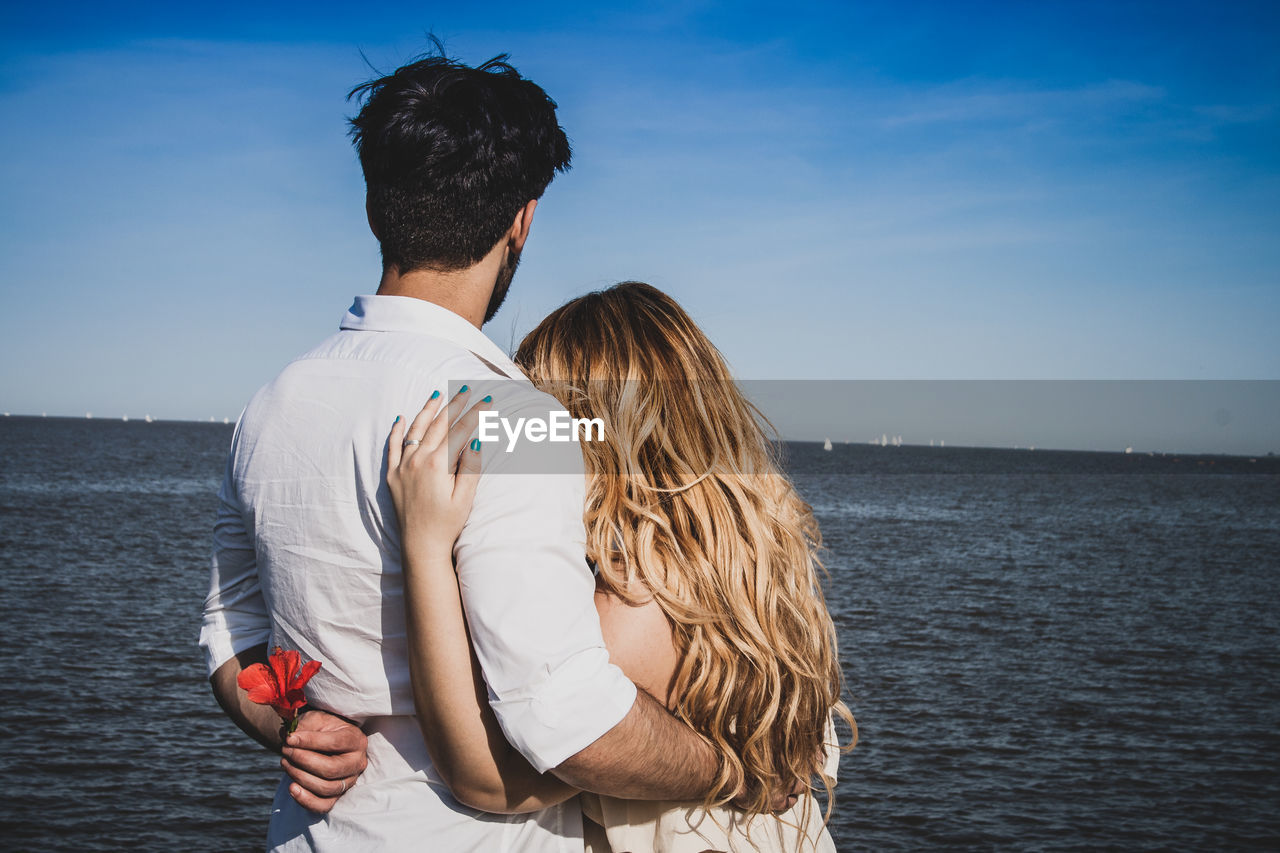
515, 282, 855, 818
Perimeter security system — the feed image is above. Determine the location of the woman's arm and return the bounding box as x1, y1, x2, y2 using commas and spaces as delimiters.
388, 392, 578, 814
401, 539, 578, 812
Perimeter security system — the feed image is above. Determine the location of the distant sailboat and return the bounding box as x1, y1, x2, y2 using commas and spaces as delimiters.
122, 415, 129, 422
144, 414, 153, 423
823, 437, 833, 451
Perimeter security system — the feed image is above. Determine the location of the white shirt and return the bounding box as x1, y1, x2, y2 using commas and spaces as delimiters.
199, 295, 637, 852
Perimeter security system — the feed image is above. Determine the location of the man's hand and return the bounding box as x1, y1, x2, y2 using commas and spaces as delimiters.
731, 772, 811, 814
210, 648, 367, 813
280, 709, 369, 813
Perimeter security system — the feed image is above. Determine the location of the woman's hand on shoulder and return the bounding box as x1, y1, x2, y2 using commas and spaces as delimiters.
387, 387, 491, 560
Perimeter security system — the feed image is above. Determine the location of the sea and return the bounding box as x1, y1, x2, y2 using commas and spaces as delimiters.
1, 416, 1277, 851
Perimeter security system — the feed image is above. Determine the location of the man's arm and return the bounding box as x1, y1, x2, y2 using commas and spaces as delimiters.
552, 688, 718, 798
210, 645, 368, 813
210, 645, 287, 752
453, 391, 721, 802
201, 442, 368, 813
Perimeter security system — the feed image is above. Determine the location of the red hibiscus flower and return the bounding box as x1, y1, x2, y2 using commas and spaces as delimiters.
237, 646, 322, 732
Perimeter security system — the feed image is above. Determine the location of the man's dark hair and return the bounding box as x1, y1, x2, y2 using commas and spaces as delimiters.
348, 44, 571, 274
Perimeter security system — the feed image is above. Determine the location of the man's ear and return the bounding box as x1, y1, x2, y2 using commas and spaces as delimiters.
508, 199, 538, 253
366, 194, 381, 241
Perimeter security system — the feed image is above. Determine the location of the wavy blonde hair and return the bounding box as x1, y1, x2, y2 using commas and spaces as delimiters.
515, 282, 855, 819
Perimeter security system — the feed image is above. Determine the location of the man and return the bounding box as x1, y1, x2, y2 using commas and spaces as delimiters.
200, 50, 730, 851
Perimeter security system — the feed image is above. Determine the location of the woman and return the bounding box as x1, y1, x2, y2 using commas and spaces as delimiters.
387, 282, 855, 851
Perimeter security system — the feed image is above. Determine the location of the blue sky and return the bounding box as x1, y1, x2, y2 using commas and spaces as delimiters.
1, 1, 1277, 443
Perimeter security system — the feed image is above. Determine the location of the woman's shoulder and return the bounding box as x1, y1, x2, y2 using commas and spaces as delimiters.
593, 582, 679, 707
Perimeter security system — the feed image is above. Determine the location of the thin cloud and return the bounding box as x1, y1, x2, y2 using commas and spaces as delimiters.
875, 79, 1166, 129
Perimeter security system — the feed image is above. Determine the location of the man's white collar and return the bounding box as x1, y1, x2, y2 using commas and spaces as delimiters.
340, 294, 524, 380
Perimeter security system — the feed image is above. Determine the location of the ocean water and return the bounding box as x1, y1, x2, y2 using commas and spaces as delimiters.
1, 417, 1277, 850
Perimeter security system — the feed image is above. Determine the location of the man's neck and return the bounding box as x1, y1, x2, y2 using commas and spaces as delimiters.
375, 252, 502, 329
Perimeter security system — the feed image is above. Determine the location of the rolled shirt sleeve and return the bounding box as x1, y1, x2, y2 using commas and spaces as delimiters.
199, 437, 272, 677
454, 393, 637, 774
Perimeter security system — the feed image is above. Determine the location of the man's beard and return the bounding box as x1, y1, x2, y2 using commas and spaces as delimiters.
482, 247, 521, 325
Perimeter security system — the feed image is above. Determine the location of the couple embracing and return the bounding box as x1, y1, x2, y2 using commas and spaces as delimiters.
200, 47, 853, 853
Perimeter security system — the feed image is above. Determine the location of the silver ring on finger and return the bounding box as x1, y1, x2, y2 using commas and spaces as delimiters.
340, 779, 348, 794
402, 439, 421, 447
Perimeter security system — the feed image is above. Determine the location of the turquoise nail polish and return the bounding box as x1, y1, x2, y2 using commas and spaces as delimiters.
481, 395, 492, 403
470, 438, 481, 452
429, 390, 440, 400
459, 384, 469, 394
393, 415, 400, 424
